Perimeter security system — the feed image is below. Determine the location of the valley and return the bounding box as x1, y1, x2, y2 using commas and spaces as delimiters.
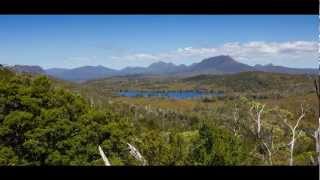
0, 58, 318, 166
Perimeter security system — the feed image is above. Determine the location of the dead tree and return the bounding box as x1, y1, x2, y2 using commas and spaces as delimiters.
262, 142, 273, 165
249, 103, 265, 138
261, 127, 291, 166
283, 104, 305, 166
232, 104, 240, 136
90, 97, 95, 108
98, 145, 111, 166
127, 143, 147, 166
261, 128, 274, 165
98, 143, 147, 166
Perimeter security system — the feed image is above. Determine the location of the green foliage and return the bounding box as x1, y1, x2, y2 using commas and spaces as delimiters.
0, 68, 316, 165
0, 146, 19, 165
0, 69, 136, 165
190, 124, 250, 165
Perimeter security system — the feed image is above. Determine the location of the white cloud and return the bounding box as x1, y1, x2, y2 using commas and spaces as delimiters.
110, 41, 317, 68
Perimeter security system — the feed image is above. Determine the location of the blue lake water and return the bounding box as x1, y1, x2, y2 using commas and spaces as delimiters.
118, 90, 224, 100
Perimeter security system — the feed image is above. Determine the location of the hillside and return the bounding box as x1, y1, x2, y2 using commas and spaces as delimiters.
82, 71, 314, 95
0, 67, 318, 166
182, 71, 315, 93
254, 64, 317, 74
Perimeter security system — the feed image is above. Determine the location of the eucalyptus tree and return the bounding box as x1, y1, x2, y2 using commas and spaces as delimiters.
278, 105, 305, 166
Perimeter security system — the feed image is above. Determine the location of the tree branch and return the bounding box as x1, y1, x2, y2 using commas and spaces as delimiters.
98, 145, 111, 166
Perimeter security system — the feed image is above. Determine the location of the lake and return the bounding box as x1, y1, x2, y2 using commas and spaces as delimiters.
118, 90, 224, 100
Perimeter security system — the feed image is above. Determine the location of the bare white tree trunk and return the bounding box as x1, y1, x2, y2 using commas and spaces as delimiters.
257, 106, 264, 138
90, 97, 94, 108
98, 145, 111, 166
262, 142, 273, 165
283, 105, 305, 166
261, 127, 274, 165
250, 104, 265, 138
233, 104, 240, 136
127, 143, 147, 166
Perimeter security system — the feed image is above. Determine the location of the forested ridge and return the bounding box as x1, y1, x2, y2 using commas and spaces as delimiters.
0, 67, 318, 165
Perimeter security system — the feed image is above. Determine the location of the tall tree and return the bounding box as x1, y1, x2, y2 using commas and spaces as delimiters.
281, 105, 305, 166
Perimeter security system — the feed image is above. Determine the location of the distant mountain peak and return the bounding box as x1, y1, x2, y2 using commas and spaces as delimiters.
11, 65, 45, 74
205, 55, 234, 60
148, 61, 176, 68
262, 63, 275, 67
201, 55, 237, 64
186, 55, 254, 75
80, 65, 104, 68
216, 55, 233, 58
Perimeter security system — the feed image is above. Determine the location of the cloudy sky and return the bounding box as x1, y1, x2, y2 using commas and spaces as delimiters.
0, 15, 317, 69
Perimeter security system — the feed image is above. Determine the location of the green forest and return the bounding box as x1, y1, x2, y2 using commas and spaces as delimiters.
0, 67, 319, 166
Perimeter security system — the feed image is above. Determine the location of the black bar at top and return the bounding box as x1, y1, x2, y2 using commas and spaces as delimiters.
0, 0, 318, 14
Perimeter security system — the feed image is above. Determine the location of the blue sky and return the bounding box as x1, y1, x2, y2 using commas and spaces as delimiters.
0, 15, 317, 69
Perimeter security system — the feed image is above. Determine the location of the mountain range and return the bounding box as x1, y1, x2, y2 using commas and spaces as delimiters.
10, 65, 46, 75
8, 55, 317, 82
